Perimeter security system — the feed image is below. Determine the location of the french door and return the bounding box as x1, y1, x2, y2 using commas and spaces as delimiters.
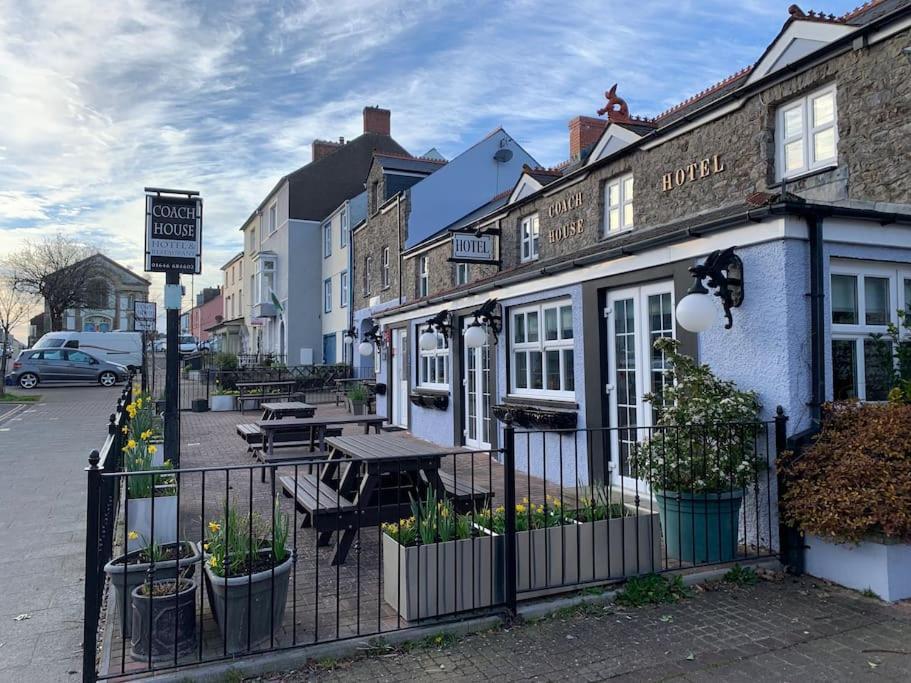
606, 283, 675, 493
463, 326, 492, 449
391, 328, 409, 429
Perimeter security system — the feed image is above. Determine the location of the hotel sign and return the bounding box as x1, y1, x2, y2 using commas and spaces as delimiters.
144, 194, 203, 273
451, 233, 496, 263
661, 154, 725, 192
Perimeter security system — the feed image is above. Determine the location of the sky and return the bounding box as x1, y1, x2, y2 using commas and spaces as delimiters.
0, 0, 865, 336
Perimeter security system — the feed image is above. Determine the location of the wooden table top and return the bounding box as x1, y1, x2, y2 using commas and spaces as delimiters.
324, 433, 468, 460
256, 414, 386, 432
236, 380, 297, 388
260, 401, 313, 412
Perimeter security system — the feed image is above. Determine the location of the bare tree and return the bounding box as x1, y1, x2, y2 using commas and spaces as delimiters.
3, 234, 101, 332
0, 279, 36, 396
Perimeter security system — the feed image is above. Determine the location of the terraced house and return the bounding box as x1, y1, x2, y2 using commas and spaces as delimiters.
355, 0, 911, 515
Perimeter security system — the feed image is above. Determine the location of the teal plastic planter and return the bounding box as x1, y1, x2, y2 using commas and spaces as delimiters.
654, 490, 744, 564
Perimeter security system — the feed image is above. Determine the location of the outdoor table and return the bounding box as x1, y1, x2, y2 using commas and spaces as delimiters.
257, 414, 387, 459
236, 380, 299, 413
260, 401, 315, 420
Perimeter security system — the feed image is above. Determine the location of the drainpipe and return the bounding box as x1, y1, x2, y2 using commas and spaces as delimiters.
806, 212, 826, 428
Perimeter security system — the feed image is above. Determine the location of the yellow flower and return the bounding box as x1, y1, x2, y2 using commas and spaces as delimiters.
128, 530, 139, 541
136, 398, 143, 409
126, 439, 137, 450
121, 425, 129, 435
148, 445, 157, 455
208, 521, 221, 534
203, 542, 209, 551
515, 504, 526, 514
141, 429, 152, 440
208, 555, 218, 569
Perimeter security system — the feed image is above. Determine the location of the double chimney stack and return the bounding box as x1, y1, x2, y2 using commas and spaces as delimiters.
311, 106, 391, 162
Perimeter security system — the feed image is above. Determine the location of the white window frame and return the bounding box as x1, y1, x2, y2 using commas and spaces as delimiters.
418, 256, 429, 297
604, 173, 634, 234
340, 208, 349, 248
830, 260, 910, 401
340, 270, 348, 308
456, 262, 469, 286
364, 256, 373, 296
382, 247, 390, 289
520, 214, 540, 262
268, 203, 277, 235
323, 278, 332, 313
418, 331, 449, 389
776, 84, 838, 181
509, 299, 575, 400
322, 221, 331, 258
257, 257, 276, 304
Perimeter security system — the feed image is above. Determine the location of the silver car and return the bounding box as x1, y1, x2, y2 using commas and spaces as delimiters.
6, 348, 129, 389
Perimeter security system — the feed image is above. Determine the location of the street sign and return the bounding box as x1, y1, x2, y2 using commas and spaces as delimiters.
451, 233, 496, 263
134, 301, 157, 332
144, 194, 203, 273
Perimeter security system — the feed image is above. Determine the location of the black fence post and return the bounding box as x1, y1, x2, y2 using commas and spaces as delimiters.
83, 450, 102, 683
502, 416, 517, 617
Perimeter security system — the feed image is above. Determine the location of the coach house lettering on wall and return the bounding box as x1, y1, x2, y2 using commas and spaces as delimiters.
661, 154, 725, 192
144, 194, 203, 273
547, 190, 586, 244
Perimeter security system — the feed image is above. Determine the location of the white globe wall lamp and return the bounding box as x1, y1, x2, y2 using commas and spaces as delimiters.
675, 247, 744, 333
463, 298, 502, 349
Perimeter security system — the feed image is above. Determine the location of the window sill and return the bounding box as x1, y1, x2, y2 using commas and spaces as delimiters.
503, 394, 579, 410
771, 164, 837, 187
413, 387, 449, 397
602, 226, 634, 241
492, 401, 578, 430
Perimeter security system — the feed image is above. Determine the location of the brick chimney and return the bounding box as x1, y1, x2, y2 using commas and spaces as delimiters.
363, 106, 391, 136
568, 116, 608, 159
312, 138, 343, 162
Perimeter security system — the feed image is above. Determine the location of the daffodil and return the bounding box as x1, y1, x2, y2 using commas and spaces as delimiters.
121, 425, 129, 435
126, 439, 137, 450
208, 555, 218, 569
148, 445, 157, 455
128, 530, 139, 541
208, 521, 221, 534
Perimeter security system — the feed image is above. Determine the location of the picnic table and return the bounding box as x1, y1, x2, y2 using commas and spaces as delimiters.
257, 414, 386, 461
237, 380, 301, 413
279, 433, 491, 565
260, 401, 315, 420
235, 401, 317, 451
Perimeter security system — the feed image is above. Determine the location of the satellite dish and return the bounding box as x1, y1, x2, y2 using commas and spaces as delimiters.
493, 148, 513, 163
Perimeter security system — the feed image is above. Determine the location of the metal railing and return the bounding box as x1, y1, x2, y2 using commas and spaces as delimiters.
83, 409, 786, 681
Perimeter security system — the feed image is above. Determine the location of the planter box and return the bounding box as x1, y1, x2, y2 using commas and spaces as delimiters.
513, 524, 581, 591
149, 438, 164, 467
203, 553, 293, 653
210, 394, 236, 412
577, 506, 664, 581
130, 578, 197, 662
805, 534, 911, 602
347, 398, 366, 415
382, 532, 502, 621
125, 494, 178, 552
654, 490, 743, 564
104, 541, 201, 639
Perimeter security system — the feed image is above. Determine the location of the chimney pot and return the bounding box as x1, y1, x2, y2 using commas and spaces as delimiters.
312, 138, 342, 162
363, 106, 391, 136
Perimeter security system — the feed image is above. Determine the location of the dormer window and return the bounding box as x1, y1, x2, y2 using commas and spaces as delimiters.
776, 85, 837, 181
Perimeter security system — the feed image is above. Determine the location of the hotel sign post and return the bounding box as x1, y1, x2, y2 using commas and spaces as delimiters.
144, 188, 203, 467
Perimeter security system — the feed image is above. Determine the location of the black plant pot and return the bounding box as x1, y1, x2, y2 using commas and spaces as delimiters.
130, 578, 197, 662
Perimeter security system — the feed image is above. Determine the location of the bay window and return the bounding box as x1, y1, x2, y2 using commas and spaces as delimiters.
830, 261, 910, 401
510, 299, 575, 398
419, 331, 449, 388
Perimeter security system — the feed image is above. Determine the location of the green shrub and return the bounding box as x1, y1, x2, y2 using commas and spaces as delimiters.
615, 574, 689, 607
213, 352, 238, 371
347, 385, 368, 402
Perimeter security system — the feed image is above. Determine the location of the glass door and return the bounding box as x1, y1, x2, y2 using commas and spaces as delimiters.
392, 328, 408, 428
463, 326, 492, 449
606, 283, 675, 493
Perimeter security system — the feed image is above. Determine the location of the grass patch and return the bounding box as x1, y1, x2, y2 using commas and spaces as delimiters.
0, 392, 41, 403
723, 564, 759, 587
615, 574, 690, 607
860, 587, 880, 600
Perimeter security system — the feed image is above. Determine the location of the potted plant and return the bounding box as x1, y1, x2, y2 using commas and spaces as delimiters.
477, 497, 576, 591
210, 380, 239, 411
123, 438, 178, 552
203, 501, 293, 653
124, 535, 198, 659
632, 338, 762, 564
780, 401, 911, 601
573, 485, 663, 581
346, 385, 368, 415
382, 490, 500, 621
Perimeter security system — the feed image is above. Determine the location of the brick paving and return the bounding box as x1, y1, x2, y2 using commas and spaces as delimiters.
259, 576, 911, 682
0, 383, 122, 682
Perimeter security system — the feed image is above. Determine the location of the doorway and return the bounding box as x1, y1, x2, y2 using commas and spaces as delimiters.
391, 328, 409, 429
463, 325, 492, 449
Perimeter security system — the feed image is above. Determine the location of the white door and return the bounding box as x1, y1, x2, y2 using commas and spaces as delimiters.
463, 327, 492, 449
391, 328, 409, 428
606, 283, 675, 493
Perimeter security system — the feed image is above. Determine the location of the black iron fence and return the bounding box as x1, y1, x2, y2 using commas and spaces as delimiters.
83, 409, 786, 682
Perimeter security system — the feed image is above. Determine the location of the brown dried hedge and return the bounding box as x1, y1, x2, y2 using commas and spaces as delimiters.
779, 402, 911, 543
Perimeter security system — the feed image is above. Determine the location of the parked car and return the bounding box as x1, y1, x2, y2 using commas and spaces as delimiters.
33, 331, 142, 369
153, 338, 167, 352
6, 348, 129, 389
178, 335, 198, 355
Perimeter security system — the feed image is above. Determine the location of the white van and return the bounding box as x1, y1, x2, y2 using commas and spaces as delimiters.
32, 331, 143, 369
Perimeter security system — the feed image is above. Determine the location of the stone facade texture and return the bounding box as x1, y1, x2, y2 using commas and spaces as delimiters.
353, 190, 406, 311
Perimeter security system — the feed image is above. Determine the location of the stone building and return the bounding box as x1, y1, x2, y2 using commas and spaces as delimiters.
357, 0, 911, 523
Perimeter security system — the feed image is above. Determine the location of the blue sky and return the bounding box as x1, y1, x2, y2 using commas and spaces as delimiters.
0, 0, 865, 321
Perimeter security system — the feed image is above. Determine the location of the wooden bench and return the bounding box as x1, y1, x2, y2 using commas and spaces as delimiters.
436, 470, 492, 512
237, 423, 342, 451
279, 474, 356, 534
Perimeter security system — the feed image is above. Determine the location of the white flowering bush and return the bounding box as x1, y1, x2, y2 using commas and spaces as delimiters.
631, 338, 763, 494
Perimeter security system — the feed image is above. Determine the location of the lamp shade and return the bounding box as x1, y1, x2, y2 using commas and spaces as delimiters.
464, 324, 487, 349
358, 341, 374, 357
343, 333, 354, 345
675, 292, 717, 333
419, 329, 438, 351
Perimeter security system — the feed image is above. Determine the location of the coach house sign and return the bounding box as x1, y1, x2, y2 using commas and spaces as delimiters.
144, 194, 203, 273
661, 154, 725, 192
547, 190, 586, 244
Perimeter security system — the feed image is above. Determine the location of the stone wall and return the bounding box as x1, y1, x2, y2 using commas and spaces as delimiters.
403, 238, 501, 301
352, 192, 406, 311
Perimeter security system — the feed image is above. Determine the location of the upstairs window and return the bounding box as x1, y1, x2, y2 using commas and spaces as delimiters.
777, 85, 837, 180
268, 203, 277, 234
257, 258, 276, 304
605, 174, 634, 233
520, 214, 539, 262
418, 256, 429, 298
322, 221, 331, 258
456, 262, 469, 286
323, 278, 332, 313
363, 256, 373, 296
382, 247, 390, 288
340, 271, 349, 308
340, 208, 349, 248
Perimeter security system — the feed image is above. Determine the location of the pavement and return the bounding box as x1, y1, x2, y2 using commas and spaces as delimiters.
0, 383, 121, 682
257, 575, 911, 682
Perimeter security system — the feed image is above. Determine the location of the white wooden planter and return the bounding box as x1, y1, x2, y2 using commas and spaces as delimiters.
125, 493, 178, 552
210, 394, 236, 412
382, 532, 502, 621
804, 534, 911, 602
